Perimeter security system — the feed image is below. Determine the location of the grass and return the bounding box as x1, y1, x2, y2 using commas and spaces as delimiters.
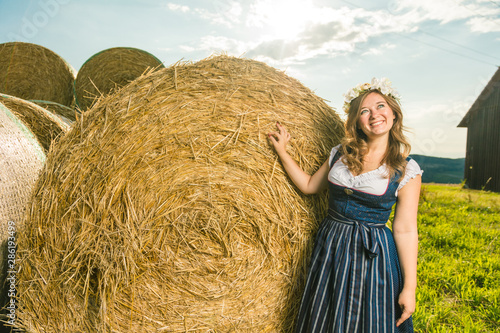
413, 184, 500, 332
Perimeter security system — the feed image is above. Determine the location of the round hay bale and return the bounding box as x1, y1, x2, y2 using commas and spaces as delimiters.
15, 55, 344, 332
0, 101, 45, 322
30, 99, 76, 125
74, 47, 164, 111
0, 94, 70, 153
0, 42, 76, 107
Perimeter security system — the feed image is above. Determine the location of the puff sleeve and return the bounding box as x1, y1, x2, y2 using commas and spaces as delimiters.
396, 158, 423, 196
328, 144, 342, 166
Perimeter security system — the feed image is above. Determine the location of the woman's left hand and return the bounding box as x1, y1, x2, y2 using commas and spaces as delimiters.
396, 288, 416, 327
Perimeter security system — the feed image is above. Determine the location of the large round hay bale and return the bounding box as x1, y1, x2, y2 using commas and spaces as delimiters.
0, 94, 70, 153
0, 42, 76, 107
74, 47, 164, 110
0, 101, 46, 322
30, 99, 76, 125
15, 55, 344, 332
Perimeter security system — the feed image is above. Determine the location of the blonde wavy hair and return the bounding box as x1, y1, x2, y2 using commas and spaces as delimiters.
340, 89, 411, 181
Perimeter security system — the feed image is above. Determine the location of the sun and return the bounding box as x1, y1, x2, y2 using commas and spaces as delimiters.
249, 0, 317, 40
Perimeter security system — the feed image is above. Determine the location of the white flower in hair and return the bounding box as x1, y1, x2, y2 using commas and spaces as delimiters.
361, 83, 371, 90
344, 89, 357, 102
342, 77, 401, 113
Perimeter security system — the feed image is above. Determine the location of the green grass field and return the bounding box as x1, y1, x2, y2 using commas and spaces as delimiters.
412, 184, 500, 332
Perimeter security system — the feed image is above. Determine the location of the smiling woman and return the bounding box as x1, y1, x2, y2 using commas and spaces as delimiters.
357, 92, 396, 139
268, 78, 421, 332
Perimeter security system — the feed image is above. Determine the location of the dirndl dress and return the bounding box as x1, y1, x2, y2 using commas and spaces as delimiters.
294, 147, 417, 333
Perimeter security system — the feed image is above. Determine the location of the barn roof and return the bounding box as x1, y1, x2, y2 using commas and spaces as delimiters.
458, 67, 500, 128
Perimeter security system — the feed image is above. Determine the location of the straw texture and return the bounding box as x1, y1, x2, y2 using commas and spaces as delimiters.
30, 100, 76, 125
0, 42, 76, 107
0, 102, 46, 325
74, 47, 164, 110
15, 55, 344, 332
0, 94, 70, 153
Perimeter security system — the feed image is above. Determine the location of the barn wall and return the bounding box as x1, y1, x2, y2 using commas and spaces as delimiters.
464, 86, 500, 192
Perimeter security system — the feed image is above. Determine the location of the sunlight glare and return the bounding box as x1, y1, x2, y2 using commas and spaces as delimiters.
250, 0, 316, 40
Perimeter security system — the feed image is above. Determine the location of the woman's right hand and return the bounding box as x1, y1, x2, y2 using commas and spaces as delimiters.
268, 122, 291, 156
267, 121, 330, 194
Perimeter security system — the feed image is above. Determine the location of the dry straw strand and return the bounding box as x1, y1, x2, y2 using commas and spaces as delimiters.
0, 94, 69, 153
30, 99, 77, 124
0, 101, 46, 327
0, 42, 76, 107
15, 55, 344, 332
74, 47, 165, 111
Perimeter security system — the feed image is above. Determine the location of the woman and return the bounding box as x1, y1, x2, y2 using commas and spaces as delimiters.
268, 78, 421, 332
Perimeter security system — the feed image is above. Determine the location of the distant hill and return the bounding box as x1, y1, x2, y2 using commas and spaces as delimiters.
409, 155, 465, 184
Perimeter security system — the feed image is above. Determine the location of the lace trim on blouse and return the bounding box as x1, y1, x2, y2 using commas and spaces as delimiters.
328, 145, 423, 196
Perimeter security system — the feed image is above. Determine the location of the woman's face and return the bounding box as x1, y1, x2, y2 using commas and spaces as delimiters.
357, 92, 395, 140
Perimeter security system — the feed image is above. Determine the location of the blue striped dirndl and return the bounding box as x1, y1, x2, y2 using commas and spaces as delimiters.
294, 209, 413, 333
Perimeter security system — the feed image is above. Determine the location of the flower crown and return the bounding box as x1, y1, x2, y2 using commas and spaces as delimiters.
342, 77, 401, 113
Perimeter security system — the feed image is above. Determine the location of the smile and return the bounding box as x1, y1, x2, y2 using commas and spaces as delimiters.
370, 120, 384, 127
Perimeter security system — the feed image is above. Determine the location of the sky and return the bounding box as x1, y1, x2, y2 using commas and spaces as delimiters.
1, 0, 499, 158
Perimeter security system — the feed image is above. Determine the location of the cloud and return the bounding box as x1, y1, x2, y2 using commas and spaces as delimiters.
166, 3, 190, 13
299, 21, 350, 48
404, 102, 464, 156
362, 43, 396, 56
246, 40, 301, 61
244, 6, 415, 63
194, 1, 242, 27
165, 1, 243, 27
467, 16, 500, 32
246, 37, 356, 64
179, 45, 195, 52
389, 0, 472, 23
245, 0, 317, 32
179, 35, 249, 55
404, 97, 473, 127
391, 0, 500, 31
176, 0, 498, 64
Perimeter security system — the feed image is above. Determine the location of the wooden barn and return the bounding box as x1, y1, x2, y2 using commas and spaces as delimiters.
458, 67, 500, 193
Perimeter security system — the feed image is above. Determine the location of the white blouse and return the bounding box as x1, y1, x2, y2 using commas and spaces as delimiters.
328, 145, 423, 196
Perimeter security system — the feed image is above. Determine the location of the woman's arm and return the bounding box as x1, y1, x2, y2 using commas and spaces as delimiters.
392, 175, 421, 327
268, 122, 330, 195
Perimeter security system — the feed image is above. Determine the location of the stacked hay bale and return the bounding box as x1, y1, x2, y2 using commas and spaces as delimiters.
0, 94, 69, 316
74, 47, 164, 110
0, 94, 69, 153
0, 101, 46, 325
15, 55, 344, 332
30, 100, 76, 125
0, 42, 76, 107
